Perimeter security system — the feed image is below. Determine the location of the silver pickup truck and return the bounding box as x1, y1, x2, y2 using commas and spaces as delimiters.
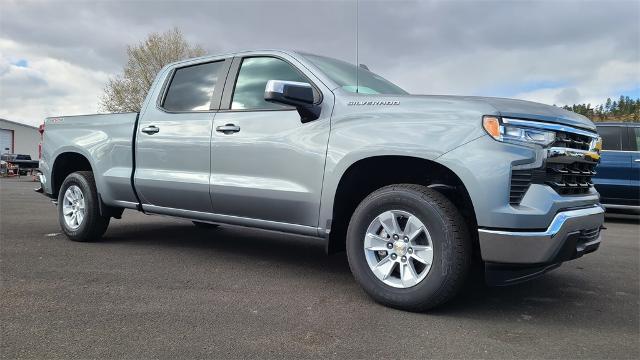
38, 50, 605, 310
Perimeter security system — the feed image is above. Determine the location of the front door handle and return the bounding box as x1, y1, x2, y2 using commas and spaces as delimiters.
216, 124, 241, 134
635, 159, 640, 163
141, 125, 159, 135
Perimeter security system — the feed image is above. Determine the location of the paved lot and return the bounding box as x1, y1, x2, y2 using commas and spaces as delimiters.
1, 177, 639, 359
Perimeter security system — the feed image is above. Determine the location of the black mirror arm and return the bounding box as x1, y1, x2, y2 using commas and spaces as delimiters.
297, 104, 321, 123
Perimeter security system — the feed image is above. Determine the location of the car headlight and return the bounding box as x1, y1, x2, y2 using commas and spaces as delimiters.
482, 116, 555, 147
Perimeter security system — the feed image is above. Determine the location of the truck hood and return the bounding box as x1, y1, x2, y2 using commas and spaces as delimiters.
460, 96, 597, 131
338, 91, 597, 132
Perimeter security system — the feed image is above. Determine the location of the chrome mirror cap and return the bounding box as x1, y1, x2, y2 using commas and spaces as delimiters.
265, 80, 312, 94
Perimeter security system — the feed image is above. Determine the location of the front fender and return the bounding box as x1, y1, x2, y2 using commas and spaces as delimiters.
318, 110, 487, 232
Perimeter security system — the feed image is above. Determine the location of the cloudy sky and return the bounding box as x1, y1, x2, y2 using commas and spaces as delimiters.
1, 0, 639, 126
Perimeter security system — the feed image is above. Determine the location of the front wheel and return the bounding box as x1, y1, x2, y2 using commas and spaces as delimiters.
346, 184, 470, 311
58, 171, 110, 242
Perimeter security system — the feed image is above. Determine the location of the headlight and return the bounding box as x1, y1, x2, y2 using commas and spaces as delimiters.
483, 116, 555, 147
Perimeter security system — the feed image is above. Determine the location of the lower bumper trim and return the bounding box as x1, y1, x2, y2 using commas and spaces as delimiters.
485, 262, 562, 286
478, 205, 605, 264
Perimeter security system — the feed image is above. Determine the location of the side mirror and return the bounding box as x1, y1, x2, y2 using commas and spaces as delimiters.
264, 80, 321, 122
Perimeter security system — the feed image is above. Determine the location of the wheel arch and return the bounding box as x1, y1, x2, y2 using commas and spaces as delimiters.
325, 155, 478, 255
51, 151, 94, 198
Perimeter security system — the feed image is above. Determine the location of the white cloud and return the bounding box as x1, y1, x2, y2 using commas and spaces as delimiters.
381, 39, 639, 108
0, 38, 110, 126
514, 59, 640, 106
0, 0, 638, 125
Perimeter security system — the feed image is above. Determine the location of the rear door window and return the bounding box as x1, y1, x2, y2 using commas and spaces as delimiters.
162, 61, 225, 112
597, 126, 623, 151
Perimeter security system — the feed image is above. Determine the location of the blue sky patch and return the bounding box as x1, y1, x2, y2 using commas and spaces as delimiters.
620, 87, 640, 100
12, 59, 28, 68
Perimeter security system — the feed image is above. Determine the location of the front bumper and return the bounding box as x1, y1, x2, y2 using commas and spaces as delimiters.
478, 204, 604, 264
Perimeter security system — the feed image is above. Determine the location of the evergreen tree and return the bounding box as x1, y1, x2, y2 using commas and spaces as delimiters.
562, 95, 639, 122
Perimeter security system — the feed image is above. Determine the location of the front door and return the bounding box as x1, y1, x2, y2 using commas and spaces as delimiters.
210, 55, 333, 228
135, 59, 230, 213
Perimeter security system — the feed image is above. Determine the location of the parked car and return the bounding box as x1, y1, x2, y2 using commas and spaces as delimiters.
37, 50, 605, 311
0, 153, 39, 175
593, 122, 640, 213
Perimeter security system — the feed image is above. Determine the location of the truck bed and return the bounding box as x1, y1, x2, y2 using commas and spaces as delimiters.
42, 112, 139, 207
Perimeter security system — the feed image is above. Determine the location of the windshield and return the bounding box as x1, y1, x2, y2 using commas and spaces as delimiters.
302, 54, 408, 95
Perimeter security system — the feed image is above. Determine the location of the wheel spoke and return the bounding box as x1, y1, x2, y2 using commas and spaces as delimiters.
404, 215, 424, 241
364, 233, 389, 251
373, 256, 395, 280
65, 192, 74, 204
400, 261, 419, 287
76, 211, 84, 225
377, 211, 400, 235
411, 245, 433, 265
63, 206, 74, 216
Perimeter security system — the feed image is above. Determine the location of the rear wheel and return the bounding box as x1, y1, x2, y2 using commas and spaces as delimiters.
346, 184, 470, 311
58, 171, 109, 242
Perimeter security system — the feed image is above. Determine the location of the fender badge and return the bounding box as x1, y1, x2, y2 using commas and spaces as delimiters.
347, 101, 400, 106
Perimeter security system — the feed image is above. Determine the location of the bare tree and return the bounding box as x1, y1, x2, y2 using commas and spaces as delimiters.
100, 28, 207, 113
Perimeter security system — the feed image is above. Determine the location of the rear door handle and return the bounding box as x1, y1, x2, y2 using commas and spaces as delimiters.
635, 159, 640, 163
216, 124, 241, 134
141, 126, 159, 135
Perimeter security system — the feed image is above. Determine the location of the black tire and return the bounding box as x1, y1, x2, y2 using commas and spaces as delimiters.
346, 184, 470, 311
192, 221, 219, 229
57, 171, 110, 242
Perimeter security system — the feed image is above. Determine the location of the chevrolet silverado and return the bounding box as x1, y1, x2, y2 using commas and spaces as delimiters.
38, 50, 605, 310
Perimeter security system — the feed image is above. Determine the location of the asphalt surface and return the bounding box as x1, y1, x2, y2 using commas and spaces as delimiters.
1, 177, 639, 359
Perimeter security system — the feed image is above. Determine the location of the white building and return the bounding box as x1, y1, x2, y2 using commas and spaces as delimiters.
0, 119, 41, 159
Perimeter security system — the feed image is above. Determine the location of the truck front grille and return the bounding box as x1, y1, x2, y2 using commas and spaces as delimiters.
545, 159, 597, 195
506, 120, 599, 205
509, 159, 597, 205
552, 131, 593, 151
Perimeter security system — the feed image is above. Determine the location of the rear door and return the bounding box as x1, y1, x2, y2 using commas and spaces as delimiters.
594, 125, 631, 204
135, 58, 231, 213
209, 54, 333, 228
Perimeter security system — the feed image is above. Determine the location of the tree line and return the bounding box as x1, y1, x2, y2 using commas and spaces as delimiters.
561, 95, 640, 122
